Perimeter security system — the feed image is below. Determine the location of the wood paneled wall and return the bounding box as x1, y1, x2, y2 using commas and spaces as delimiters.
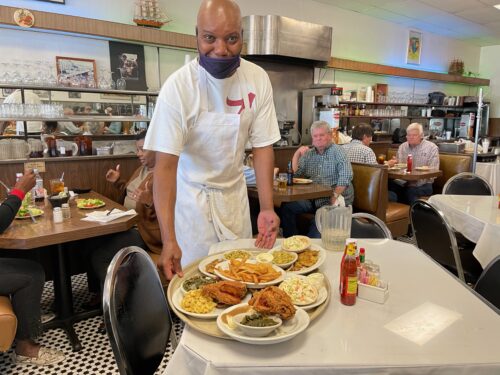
0, 155, 141, 202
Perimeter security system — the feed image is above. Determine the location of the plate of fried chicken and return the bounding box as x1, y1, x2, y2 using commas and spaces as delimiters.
173, 280, 249, 319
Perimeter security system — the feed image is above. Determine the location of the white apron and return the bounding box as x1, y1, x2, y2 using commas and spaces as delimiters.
175, 66, 253, 266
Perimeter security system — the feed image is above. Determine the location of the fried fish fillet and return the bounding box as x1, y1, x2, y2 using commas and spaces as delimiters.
248, 286, 296, 320
201, 281, 248, 306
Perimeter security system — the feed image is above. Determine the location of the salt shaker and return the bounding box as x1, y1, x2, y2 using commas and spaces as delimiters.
61, 203, 71, 219
53, 207, 63, 223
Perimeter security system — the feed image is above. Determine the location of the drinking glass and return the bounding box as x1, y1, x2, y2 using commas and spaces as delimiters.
50, 179, 65, 194
277, 173, 287, 190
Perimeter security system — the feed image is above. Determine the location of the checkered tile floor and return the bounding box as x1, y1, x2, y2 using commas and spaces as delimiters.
0, 274, 184, 375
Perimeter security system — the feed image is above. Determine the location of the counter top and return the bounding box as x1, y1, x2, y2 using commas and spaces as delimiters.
0, 153, 137, 165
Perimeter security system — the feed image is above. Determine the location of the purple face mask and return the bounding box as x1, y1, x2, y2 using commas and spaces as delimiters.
199, 54, 241, 79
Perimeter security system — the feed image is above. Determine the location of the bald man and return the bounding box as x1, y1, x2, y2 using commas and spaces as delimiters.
144, 0, 281, 279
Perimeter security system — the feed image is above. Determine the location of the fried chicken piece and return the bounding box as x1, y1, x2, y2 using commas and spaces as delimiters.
248, 286, 296, 320
201, 281, 248, 306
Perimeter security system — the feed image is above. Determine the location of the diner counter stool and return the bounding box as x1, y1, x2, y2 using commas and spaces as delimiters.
0, 296, 17, 352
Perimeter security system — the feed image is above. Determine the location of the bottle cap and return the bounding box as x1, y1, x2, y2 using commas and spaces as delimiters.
33, 168, 38, 174
360, 248, 365, 254
345, 238, 357, 245
61, 203, 69, 208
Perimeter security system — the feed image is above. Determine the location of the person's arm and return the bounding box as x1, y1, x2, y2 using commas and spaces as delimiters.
154, 152, 183, 280
0, 170, 35, 233
252, 145, 280, 249
331, 148, 353, 205
428, 145, 440, 169
292, 146, 309, 172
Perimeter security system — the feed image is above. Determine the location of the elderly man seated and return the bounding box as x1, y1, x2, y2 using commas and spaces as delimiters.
281, 121, 354, 237
342, 123, 377, 164
388, 122, 439, 204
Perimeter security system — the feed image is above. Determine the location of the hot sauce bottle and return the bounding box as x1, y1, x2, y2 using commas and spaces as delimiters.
407, 153, 413, 173
340, 239, 358, 305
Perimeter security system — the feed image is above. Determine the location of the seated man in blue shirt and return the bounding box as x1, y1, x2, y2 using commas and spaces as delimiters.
281, 121, 354, 237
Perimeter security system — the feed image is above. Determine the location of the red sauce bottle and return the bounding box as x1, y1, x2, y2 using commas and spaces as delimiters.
407, 153, 413, 173
340, 243, 358, 306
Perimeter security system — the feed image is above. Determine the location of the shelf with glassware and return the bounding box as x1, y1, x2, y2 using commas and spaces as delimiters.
336, 100, 469, 140
0, 84, 158, 140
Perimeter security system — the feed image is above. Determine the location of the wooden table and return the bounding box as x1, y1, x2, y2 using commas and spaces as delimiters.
0, 192, 137, 351
388, 168, 443, 181
247, 182, 332, 207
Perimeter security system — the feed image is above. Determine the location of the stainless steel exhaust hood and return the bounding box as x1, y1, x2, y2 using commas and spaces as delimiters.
242, 15, 332, 64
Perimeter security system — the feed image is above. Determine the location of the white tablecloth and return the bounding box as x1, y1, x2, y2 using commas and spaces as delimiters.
476, 161, 500, 195
165, 239, 500, 375
428, 195, 500, 268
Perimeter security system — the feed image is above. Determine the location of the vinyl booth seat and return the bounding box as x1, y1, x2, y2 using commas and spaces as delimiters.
351, 162, 410, 238
0, 296, 17, 352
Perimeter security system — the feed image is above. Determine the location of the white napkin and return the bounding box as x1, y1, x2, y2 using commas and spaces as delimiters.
332, 195, 346, 208
81, 209, 137, 223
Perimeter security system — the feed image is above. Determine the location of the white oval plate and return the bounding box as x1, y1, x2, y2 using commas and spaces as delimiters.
214, 260, 286, 289
217, 303, 310, 345
279, 275, 328, 311
172, 288, 250, 319
198, 254, 225, 278
286, 244, 326, 275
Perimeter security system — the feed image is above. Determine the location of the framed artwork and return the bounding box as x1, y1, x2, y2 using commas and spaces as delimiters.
109, 41, 147, 91
56, 56, 97, 87
406, 30, 422, 65
36, 0, 65, 4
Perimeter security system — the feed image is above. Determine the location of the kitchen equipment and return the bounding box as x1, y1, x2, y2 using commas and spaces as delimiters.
315, 205, 352, 251
438, 142, 465, 153
242, 15, 332, 62
56, 140, 78, 156
428, 92, 445, 105
301, 87, 341, 144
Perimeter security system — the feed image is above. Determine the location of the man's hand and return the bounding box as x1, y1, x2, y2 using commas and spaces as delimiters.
158, 240, 184, 280
330, 195, 337, 206
297, 146, 310, 158
255, 209, 280, 249
14, 169, 36, 194
105, 164, 120, 183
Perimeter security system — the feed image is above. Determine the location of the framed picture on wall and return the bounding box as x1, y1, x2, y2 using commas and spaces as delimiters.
56, 56, 97, 88
406, 30, 422, 65
36, 0, 65, 4
109, 41, 148, 91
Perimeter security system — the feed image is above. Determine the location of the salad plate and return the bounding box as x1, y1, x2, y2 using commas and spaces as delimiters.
76, 198, 106, 209
15, 207, 44, 219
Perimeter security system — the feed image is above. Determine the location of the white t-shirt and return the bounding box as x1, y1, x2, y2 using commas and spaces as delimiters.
3, 90, 43, 134
144, 58, 280, 156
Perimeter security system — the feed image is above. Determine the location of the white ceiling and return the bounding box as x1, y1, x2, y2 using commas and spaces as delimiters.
312, 0, 500, 46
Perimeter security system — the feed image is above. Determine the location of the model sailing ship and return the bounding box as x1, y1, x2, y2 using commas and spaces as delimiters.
133, 0, 170, 28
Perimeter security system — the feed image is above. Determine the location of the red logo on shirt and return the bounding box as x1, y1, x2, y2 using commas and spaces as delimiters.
226, 92, 256, 114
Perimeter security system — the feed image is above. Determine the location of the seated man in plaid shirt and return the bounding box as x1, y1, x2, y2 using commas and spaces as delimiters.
281, 121, 354, 237
342, 123, 377, 164
387, 122, 439, 204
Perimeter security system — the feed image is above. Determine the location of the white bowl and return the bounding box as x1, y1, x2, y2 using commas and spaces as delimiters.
233, 313, 282, 337
281, 235, 311, 253
268, 248, 298, 268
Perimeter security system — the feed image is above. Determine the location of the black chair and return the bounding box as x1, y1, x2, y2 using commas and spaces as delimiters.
351, 213, 392, 239
103, 246, 177, 375
442, 172, 494, 196
410, 200, 482, 284
474, 256, 500, 312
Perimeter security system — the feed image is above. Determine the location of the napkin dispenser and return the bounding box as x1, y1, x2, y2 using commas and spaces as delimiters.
438, 142, 465, 154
